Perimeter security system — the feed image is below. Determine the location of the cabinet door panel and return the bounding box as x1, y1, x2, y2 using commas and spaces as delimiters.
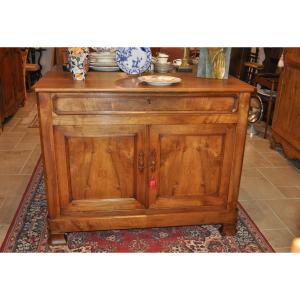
69, 136, 135, 199
53, 125, 146, 213
149, 124, 235, 209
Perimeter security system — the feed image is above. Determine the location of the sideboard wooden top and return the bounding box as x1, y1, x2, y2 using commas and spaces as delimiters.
34, 71, 254, 93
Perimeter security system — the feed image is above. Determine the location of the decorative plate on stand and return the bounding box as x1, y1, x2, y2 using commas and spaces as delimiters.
116, 47, 152, 74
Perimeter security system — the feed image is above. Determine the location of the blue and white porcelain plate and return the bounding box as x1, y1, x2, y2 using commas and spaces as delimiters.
116, 47, 152, 74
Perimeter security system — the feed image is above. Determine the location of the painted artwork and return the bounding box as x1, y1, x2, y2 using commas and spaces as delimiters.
197, 48, 231, 79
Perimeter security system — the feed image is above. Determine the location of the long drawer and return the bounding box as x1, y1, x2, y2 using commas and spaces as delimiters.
52, 93, 239, 114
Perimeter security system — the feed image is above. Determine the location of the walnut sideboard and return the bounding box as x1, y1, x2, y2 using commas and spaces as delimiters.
34, 71, 254, 246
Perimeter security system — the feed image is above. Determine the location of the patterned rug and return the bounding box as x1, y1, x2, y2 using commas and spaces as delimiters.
0, 159, 274, 253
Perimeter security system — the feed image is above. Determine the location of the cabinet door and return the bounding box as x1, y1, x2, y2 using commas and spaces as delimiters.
53, 124, 147, 213
148, 124, 235, 209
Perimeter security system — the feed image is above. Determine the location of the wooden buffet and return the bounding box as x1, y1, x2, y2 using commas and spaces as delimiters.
34, 71, 254, 246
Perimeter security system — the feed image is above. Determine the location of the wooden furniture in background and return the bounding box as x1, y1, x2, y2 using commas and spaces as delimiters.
34, 71, 253, 246
19, 49, 29, 102
0, 48, 25, 128
26, 48, 46, 86
14, 49, 26, 107
271, 48, 300, 160
0, 80, 4, 129
25, 60, 40, 89
240, 48, 263, 85
53, 48, 68, 66
230, 48, 283, 82
243, 61, 264, 85
229, 48, 252, 79
255, 73, 279, 138
263, 48, 283, 74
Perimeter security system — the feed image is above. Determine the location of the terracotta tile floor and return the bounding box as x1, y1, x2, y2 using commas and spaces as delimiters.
0, 93, 300, 252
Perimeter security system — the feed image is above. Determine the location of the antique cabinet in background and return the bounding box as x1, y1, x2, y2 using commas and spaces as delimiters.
271, 48, 300, 159
0, 49, 17, 122
0, 48, 25, 126
35, 72, 253, 246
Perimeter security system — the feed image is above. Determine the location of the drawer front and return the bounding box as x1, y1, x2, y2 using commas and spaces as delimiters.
52, 94, 239, 114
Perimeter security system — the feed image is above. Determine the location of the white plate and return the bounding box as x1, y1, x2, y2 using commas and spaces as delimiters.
91, 47, 117, 53
90, 55, 115, 60
89, 66, 120, 72
90, 59, 116, 63
90, 56, 115, 59
90, 52, 116, 57
90, 61, 118, 67
90, 57, 116, 61
90, 56, 116, 61
138, 75, 181, 86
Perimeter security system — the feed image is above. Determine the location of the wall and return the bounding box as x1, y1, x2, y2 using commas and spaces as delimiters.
39, 48, 54, 75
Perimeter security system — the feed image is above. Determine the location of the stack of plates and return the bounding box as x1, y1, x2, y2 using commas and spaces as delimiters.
91, 47, 117, 53
154, 62, 174, 73
89, 51, 119, 72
